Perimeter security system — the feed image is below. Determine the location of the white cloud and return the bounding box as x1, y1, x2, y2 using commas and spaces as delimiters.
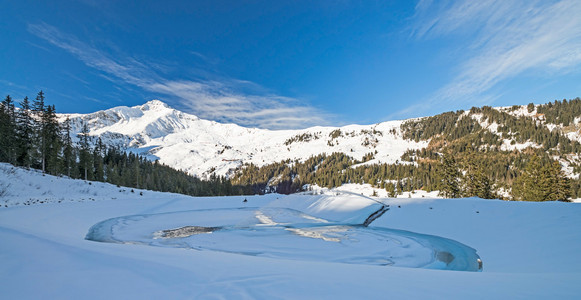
146, 79, 328, 129
405, 0, 581, 116
28, 23, 329, 130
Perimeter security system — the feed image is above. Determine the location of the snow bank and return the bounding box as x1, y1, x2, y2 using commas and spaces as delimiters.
1, 166, 581, 299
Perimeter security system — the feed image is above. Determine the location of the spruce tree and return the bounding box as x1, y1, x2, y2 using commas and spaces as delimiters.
385, 182, 396, 197
0, 98, 7, 162
527, 103, 535, 113
78, 122, 92, 180
43, 105, 61, 175
512, 156, 570, 201
93, 138, 105, 181
547, 161, 571, 201
62, 117, 75, 177
32, 91, 46, 172
0, 95, 17, 163
440, 154, 461, 198
464, 160, 494, 199
16, 96, 34, 168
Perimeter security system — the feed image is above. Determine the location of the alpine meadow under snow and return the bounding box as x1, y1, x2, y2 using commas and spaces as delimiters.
1, 163, 581, 299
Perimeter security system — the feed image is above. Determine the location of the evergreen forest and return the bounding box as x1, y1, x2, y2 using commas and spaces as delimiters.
0, 91, 242, 196
2, 92, 580, 201
232, 98, 581, 201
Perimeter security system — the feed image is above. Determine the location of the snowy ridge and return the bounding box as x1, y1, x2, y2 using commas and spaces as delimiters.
59, 100, 428, 178
57, 100, 581, 180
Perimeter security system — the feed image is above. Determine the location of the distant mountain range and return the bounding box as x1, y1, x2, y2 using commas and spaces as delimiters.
59, 98, 581, 199
59, 100, 427, 178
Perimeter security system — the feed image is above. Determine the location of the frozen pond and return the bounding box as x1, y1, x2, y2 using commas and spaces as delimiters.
86, 207, 482, 271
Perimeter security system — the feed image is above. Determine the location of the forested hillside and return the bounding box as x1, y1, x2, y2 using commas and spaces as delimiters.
2, 92, 580, 200
232, 99, 581, 200
0, 92, 240, 196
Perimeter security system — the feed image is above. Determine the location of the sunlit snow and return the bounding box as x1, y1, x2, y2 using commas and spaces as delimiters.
1, 164, 580, 299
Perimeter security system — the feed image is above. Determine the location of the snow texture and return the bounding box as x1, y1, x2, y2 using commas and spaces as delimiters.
1, 164, 581, 299
58, 101, 581, 181
58, 100, 428, 178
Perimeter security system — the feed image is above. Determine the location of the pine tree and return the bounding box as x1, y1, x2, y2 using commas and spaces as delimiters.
475, 169, 493, 199
440, 154, 461, 198
514, 156, 546, 201
78, 122, 92, 180
0, 98, 7, 162
512, 156, 570, 201
16, 96, 34, 168
93, 138, 105, 181
527, 102, 535, 113
0, 95, 17, 163
386, 182, 396, 197
547, 161, 571, 201
62, 117, 75, 177
132, 154, 140, 188
43, 105, 61, 175
32, 91, 46, 172
396, 180, 403, 195
464, 160, 494, 199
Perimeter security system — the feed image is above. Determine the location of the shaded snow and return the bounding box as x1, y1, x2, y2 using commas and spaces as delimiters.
1, 165, 581, 298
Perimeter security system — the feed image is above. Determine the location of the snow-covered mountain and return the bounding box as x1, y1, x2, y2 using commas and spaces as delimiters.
59, 99, 581, 182
60, 100, 427, 178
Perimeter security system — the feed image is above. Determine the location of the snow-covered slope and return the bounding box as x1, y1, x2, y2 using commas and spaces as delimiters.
58, 100, 581, 181
59, 100, 427, 178
497, 104, 581, 143
1, 163, 580, 299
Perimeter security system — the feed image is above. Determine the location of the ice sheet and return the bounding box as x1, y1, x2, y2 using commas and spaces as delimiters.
86, 207, 482, 271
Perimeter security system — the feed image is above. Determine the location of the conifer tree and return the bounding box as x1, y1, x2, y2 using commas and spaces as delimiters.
547, 161, 571, 201
464, 160, 494, 199
385, 182, 396, 197
32, 91, 46, 172
43, 105, 61, 175
93, 137, 105, 182
132, 154, 140, 188
440, 154, 461, 198
512, 156, 570, 201
16, 96, 34, 168
527, 103, 535, 113
0, 98, 7, 162
62, 117, 75, 177
78, 122, 92, 180
0, 95, 17, 163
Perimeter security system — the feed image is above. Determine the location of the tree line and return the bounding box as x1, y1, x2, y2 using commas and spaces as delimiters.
231, 149, 577, 201
0, 92, 244, 197
232, 99, 581, 201
2, 93, 578, 201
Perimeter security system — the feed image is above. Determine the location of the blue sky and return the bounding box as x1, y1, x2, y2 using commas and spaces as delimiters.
2, 0, 581, 129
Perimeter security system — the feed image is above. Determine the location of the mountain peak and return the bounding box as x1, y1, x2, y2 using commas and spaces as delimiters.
141, 100, 170, 111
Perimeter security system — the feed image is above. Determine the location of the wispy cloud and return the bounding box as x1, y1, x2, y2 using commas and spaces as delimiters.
27, 23, 330, 129
147, 80, 328, 129
401, 0, 581, 117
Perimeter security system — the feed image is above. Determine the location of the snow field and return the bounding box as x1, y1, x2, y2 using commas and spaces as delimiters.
1, 165, 581, 299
